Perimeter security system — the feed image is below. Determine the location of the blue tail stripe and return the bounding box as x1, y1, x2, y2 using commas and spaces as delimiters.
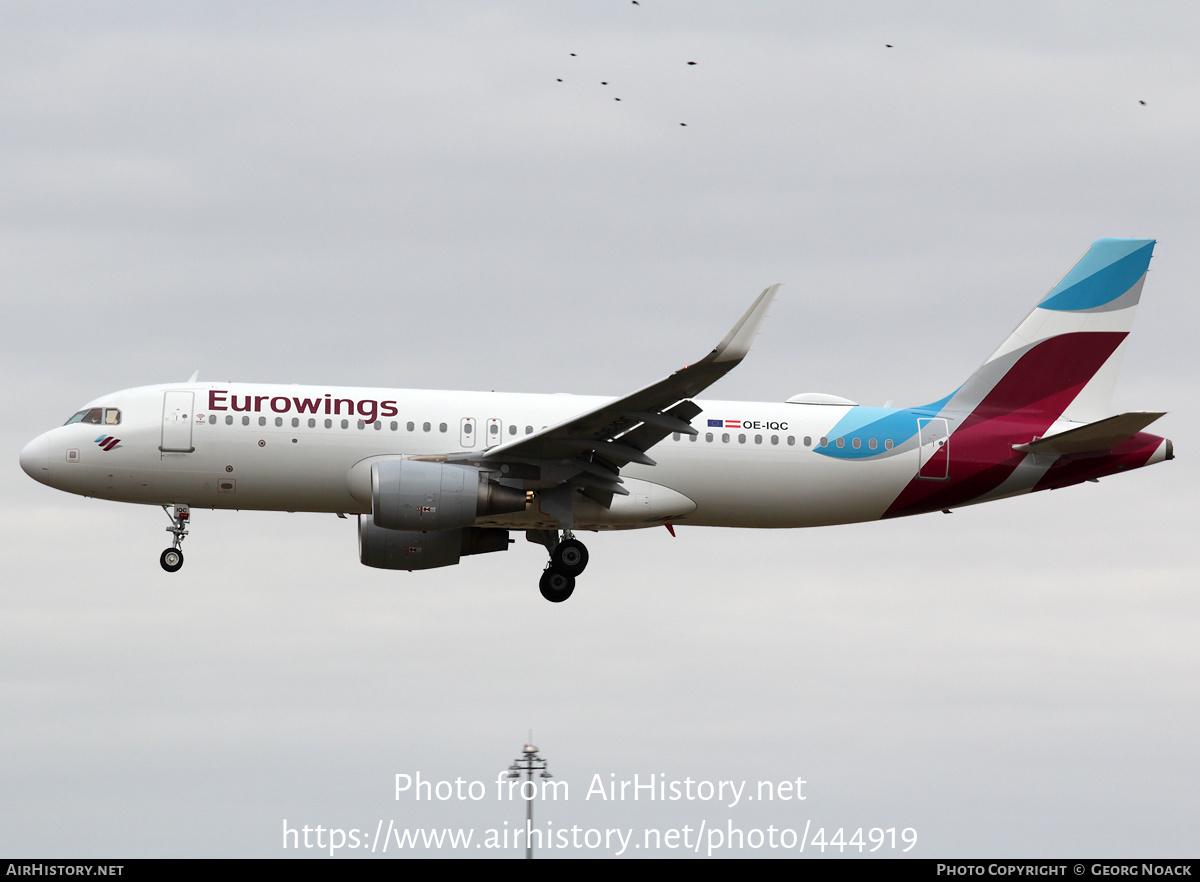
1039, 239, 1154, 312
815, 392, 955, 460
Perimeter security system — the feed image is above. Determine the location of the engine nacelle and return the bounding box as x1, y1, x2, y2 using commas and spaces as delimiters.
358, 517, 511, 570
371, 460, 526, 532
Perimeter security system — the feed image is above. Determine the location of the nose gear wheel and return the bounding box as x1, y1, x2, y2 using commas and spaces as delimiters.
160, 504, 190, 573
160, 548, 184, 572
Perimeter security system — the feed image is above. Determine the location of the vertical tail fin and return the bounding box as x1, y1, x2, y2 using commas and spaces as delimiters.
943, 238, 1155, 422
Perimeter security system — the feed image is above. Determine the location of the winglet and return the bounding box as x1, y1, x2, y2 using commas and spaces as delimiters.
711, 284, 780, 363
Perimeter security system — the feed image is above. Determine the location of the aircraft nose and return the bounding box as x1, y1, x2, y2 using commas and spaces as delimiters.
20, 434, 50, 483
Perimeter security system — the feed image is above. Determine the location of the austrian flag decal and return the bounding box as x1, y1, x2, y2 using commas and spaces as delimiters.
706, 418, 788, 430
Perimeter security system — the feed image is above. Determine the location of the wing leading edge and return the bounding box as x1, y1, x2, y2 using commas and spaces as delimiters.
446, 284, 780, 507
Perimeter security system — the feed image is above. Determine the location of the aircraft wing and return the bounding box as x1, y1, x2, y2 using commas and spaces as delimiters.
446, 284, 779, 504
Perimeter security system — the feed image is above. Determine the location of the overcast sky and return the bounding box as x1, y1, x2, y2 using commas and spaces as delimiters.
3, 1, 1197, 858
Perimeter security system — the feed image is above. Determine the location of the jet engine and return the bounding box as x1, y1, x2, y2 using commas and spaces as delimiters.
358, 517, 511, 570
370, 460, 526, 531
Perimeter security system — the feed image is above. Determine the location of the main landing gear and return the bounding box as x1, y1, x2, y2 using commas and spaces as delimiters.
160, 504, 190, 573
533, 531, 590, 602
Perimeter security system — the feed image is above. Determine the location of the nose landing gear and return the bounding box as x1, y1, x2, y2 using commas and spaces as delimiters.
160, 504, 190, 572
531, 529, 589, 602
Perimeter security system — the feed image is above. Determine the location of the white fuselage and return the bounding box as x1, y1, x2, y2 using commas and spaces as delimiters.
22, 382, 939, 531
18, 243, 1173, 596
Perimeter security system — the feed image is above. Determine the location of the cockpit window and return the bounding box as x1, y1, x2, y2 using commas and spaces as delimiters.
64, 408, 120, 426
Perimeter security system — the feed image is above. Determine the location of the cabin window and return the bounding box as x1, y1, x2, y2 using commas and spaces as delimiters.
489, 423, 499, 437
225, 415, 233, 425
869, 438, 877, 450
755, 434, 762, 445
722, 433, 730, 443
738, 434, 746, 444
819, 436, 828, 447
341, 419, 349, 429
390, 421, 398, 431
407, 421, 415, 432
208, 415, 216, 425
259, 417, 267, 427
852, 438, 861, 449
439, 423, 447, 433
423, 422, 431, 432
705, 432, 713, 442
672, 432, 681, 441
243, 416, 250, 426
275, 417, 283, 427
770, 435, 778, 445
292, 418, 299, 428
803, 436, 811, 447
525, 426, 533, 434
509, 425, 517, 435
357, 420, 365, 429
374, 421, 382, 430
787, 436, 796, 446
308, 419, 316, 428
325, 419, 332, 429
689, 434, 697, 442
885, 439, 894, 450
836, 437, 845, 448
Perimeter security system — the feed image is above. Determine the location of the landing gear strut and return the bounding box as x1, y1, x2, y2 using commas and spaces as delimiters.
160, 504, 189, 573
530, 529, 589, 602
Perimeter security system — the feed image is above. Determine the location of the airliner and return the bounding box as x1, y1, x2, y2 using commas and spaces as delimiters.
20, 239, 1172, 601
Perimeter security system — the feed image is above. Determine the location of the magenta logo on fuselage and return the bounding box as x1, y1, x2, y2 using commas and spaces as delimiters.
207, 390, 399, 424
94, 435, 121, 451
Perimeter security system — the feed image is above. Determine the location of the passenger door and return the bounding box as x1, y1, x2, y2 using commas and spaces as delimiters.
160, 391, 196, 453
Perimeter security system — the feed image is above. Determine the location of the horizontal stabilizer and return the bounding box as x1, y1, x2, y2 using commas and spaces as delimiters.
1012, 412, 1165, 455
